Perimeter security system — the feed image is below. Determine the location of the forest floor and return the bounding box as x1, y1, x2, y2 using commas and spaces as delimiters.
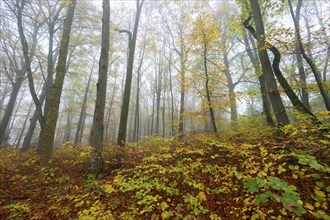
0, 123, 329, 219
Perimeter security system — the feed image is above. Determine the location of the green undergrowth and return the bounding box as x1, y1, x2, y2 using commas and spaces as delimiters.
0, 123, 329, 219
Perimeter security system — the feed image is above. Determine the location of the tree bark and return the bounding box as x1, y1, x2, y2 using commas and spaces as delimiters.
248, 0, 289, 126
203, 43, 218, 134
0, 74, 24, 145
178, 54, 186, 138
133, 41, 146, 142
155, 58, 162, 136
243, 32, 275, 126
90, 0, 110, 174
40, 0, 76, 166
74, 67, 93, 145
21, 92, 46, 151
288, 0, 330, 110
223, 53, 238, 126
244, 16, 319, 123
168, 53, 175, 136
294, 0, 310, 110
117, 0, 144, 146
16, 98, 34, 149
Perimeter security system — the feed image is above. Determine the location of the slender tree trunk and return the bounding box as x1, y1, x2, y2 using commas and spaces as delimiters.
21, 92, 46, 151
117, 0, 144, 146
17, 0, 44, 135
16, 100, 34, 149
313, 0, 330, 84
178, 55, 185, 137
105, 79, 117, 144
168, 54, 175, 136
155, 61, 162, 136
244, 17, 318, 122
7, 89, 26, 146
0, 83, 11, 117
203, 43, 218, 134
244, 32, 275, 126
133, 52, 145, 141
63, 109, 72, 142
293, 0, 310, 110
133, 79, 140, 141
90, 0, 110, 174
151, 84, 155, 135
288, 0, 330, 110
248, 0, 289, 126
162, 79, 166, 137
74, 68, 93, 145
223, 53, 237, 126
40, 0, 76, 166
0, 75, 24, 145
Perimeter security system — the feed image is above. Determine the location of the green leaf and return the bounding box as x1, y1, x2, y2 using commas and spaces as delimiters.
135, 191, 143, 200
316, 182, 324, 188
193, 207, 200, 215
255, 193, 270, 205
244, 179, 259, 193
161, 202, 169, 211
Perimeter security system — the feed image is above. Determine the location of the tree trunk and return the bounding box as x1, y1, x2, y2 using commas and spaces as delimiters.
7, 89, 26, 146
293, 0, 310, 110
105, 79, 117, 144
40, 0, 76, 166
243, 32, 275, 126
90, 0, 110, 174
248, 0, 289, 126
162, 80, 166, 137
178, 55, 185, 138
16, 100, 34, 149
0, 75, 24, 145
21, 92, 46, 151
313, 0, 330, 84
244, 16, 319, 123
168, 53, 175, 136
288, 0, 330, 110
133, 42, 145, 142
155, 60, 162, 136
63, 109, 72, 143
117, 0, 144, 146
203, 43, 218, 134
223, 53, 238, 126
74, 68, 93, 145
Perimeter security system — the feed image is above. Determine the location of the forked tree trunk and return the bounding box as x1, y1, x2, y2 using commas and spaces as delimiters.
39, 0, 76, 166
117, 0, 144, 146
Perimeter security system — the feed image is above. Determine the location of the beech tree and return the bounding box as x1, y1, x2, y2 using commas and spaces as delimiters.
288, 0, 330, 110
90, 0, 110, 174
0, 0, 41, 146
39, 0, 77, 165
247, 0, 289, 126
117, 0, 144, 146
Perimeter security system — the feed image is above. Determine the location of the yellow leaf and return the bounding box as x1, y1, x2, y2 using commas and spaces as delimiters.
281, 209, 287, 215
297, 200, 303, 205
305, 203, 314, 210
198, 191, 207, 202
314, 202, 320, 208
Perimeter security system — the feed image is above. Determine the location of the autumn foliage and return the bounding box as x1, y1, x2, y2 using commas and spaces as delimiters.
0, 122, 329, 219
